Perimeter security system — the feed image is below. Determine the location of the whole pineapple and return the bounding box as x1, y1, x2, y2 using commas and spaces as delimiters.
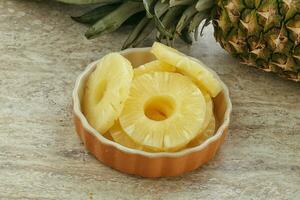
214, 0, 300, 81
56, 0, 300, 81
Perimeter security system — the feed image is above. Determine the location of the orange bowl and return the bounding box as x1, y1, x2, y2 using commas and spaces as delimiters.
72, 48, 232, 178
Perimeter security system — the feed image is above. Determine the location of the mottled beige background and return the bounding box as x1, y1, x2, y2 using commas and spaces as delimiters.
0, 0, 299, 199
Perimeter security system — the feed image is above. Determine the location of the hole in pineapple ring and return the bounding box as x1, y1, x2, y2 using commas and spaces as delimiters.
144, 96, 176, 121
94, 80, 107, 103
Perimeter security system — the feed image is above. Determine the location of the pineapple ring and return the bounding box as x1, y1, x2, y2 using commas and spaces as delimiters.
119, 72, 207, 151
135, 60, 214, 133
151, 42, 222, 97
83, 53, 133, 134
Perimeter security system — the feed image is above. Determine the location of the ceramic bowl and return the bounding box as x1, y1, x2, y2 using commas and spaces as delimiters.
73, 48, 232, 178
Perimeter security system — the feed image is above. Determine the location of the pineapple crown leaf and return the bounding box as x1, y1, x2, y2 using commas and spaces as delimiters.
57, 0, 215, 46
122, 16, 150, 49
195, 0, 214, 12
71, 3, 121, 24
143, 0, 157, 18
56, 0, 121, 4
84, 1, 144, 39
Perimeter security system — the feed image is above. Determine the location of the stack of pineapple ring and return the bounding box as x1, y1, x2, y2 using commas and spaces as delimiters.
83, 42, 222, 152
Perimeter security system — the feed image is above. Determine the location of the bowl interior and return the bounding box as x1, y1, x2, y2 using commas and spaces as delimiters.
75, 48, 230, 155
122, 48, 156, 68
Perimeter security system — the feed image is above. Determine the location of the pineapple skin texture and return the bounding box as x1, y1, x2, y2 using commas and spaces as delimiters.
213, 0, 300, 81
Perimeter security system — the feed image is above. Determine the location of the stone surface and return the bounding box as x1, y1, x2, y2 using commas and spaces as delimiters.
0, 0, 299, 199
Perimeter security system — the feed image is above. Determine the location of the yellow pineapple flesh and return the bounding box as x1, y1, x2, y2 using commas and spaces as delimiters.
134, 60, 176, 77
151, 42, 222, 97
109, 121, 144, 150
198, 90, 213, 134
188, 114, 216, 147
83, 53, 133, 134
135, 58, 214, 133
119, 72, 207, 151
